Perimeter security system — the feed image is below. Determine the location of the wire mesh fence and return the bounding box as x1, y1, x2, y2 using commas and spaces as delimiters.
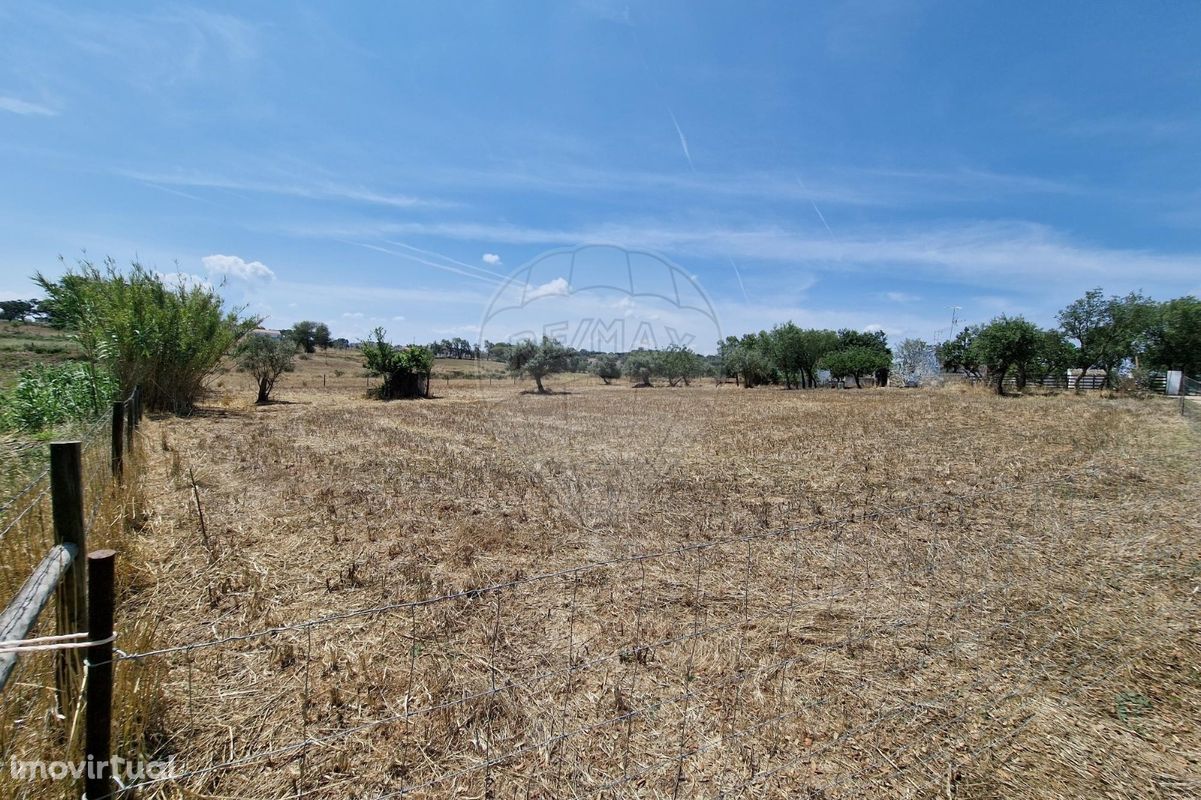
1182, 375, 1201, 423
102, 466, 1183, 799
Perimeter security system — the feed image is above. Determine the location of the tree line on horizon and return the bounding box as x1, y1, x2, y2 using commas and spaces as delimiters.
7, 258, 1199, 426
485, 288, 1201, 395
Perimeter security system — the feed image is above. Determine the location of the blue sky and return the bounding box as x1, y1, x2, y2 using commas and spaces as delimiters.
2, 1, 1200, 351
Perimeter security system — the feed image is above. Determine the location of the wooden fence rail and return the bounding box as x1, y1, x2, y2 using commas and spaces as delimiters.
0, 386, 140, 799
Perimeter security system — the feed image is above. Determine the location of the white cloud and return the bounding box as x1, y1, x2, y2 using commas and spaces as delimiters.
342, 311, 365, 318
882, 291, 920, 303
527, 277, 570, 300
0, 96, 57, 116
482, 253, 502, 266
392, 315, 406, 321
201, 253, 275, 281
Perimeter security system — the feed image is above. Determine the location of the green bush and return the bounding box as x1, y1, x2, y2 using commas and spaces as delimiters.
0, 363, 118, 433
362, 328, 433, 398
36, 259, 258, 413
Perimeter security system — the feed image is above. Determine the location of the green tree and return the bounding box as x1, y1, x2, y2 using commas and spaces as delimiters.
795, 329, 840, 388
623, 349, 661, 387
973, 315, 1042, 394
766, 322, 805, 389
0, 299, 39, 322
836, 328, 892, 386
507, 336, 570, 393
362, 328, 433, 398
313, 322, 332, 350
289, 320, 324, 354
660, 344, 705, 387
1145, 296, 1201, 375
1029, 330, 1076, 385
593, 354, 622, 385
937, 326, 982, 378
819, 346, 891, 388
237, 334, 298, 404
1057, 289, 1156, 389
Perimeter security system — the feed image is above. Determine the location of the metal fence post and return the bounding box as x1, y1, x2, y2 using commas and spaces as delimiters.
125, 397, 135, 453
50, 441, 86, 721
85, 549, 117, 800
111, 402, 125, 478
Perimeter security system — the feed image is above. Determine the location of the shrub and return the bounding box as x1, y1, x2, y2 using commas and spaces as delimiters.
0, 363, 118, 433
36, 259, 258, 413
362, 328, 433, 398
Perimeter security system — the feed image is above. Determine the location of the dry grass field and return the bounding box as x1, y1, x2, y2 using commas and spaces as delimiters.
85, 354, 1201, 798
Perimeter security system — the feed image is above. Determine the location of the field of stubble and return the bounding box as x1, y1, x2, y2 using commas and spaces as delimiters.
118, 354, 1199, 799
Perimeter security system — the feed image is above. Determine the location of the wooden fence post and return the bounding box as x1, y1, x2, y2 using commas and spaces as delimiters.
85, 549, 117, 800
50, 441, 86, 721
111, 402, 125, 478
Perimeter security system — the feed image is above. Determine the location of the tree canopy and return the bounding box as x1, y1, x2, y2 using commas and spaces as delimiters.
237, 333, 298, 404
507, 336, 571, 393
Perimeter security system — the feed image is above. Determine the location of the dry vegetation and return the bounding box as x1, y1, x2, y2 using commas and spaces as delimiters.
59, 353, 1201, 797
0, 416, 163, 800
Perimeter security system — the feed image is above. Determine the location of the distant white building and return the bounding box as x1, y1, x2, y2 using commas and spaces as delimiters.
249, 328, 284, 339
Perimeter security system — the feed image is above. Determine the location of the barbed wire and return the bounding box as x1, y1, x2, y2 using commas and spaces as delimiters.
0, 467, 50, 519
0, 483, 51, 545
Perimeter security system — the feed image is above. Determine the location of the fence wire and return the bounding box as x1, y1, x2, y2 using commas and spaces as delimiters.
0, 389, 138, 798
1182, 375, 1201, 423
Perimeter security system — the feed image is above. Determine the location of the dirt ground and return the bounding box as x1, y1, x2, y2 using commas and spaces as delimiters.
110, 354, 1200, 798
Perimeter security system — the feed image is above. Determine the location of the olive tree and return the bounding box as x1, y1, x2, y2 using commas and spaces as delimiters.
660, 344, 705, 386
507, 336, 570, 393
593, 354, 621, 384
237, 334, 298, 404
623, 349, 660, 387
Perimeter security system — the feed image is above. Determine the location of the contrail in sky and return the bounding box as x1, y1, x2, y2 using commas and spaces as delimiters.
382, 239, 504, 278
667, 107, 696, 172
727, 256, 749, 303
340, 240, 502, 286
795, 174, 835, 238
